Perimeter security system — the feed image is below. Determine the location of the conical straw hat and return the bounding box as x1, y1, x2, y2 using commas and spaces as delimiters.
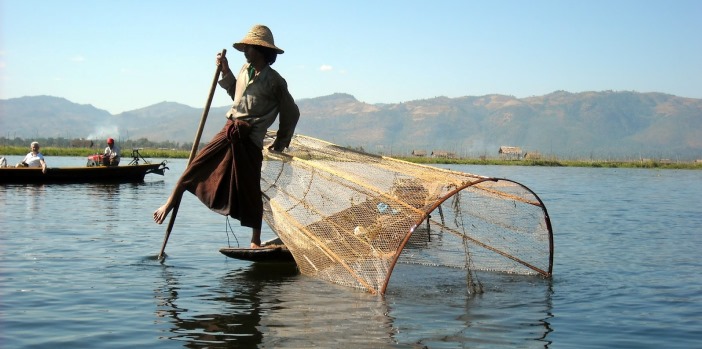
233, 24, 284, 54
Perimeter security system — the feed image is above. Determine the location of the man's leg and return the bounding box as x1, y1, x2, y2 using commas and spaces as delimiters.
251, 228, 262, 248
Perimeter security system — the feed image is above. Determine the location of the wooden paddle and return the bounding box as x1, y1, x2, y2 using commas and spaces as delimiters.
157, 48, 227, 260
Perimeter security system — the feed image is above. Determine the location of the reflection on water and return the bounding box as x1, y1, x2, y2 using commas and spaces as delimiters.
151, 257, 555, 348
386, 265, 554, 348
154, 263, 298, 347
0, 184, 47, 217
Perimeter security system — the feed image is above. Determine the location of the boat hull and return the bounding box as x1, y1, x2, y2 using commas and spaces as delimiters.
219, 237, 295, 262
0, 162, 167, 184
219, 246, 295, 262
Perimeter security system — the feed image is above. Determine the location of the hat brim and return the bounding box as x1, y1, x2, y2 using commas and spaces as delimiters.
233, 41, 284, 54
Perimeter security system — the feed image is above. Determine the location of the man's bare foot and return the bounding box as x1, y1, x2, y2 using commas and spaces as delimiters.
250, 242, 262, 249
153, 204, 172, 224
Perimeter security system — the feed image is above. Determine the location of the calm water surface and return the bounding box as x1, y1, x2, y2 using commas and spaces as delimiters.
1, 156, 700, 348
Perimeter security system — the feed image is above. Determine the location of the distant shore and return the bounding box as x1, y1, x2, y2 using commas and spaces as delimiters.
2, 146, 700, 170
392, 156, 702, 170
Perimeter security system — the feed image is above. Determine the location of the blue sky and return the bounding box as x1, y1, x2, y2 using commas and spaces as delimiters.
2, 0, 701, 114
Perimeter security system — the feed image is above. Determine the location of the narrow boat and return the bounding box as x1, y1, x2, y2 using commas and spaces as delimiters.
0, 149, 168, 184
219, 237, 295, 262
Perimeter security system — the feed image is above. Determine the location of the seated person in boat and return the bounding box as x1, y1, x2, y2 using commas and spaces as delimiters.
103, 137, 121, 166
16, 141, 47, 173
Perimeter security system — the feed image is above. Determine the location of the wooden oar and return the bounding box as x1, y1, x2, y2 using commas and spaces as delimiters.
157, 48, 227, 260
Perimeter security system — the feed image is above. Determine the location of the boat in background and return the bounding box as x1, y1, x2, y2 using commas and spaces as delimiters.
0, 149, 168, 184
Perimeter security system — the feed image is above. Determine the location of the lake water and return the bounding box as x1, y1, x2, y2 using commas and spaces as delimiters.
1, 156, 701, 348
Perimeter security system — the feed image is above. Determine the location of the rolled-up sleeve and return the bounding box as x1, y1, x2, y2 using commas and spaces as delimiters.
218, 72, 237, 99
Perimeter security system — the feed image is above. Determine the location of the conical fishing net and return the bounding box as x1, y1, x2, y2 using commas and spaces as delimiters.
261, 133, 553, 295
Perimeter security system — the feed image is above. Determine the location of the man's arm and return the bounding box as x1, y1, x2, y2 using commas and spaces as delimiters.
271, 80, 300, 151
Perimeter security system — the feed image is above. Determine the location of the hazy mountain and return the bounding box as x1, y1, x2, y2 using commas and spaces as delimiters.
0, 96, 112, 139
295, 91, 702, 159
2, 91, 701, 159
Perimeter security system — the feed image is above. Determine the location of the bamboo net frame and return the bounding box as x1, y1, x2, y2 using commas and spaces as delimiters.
260, 133, 553, 295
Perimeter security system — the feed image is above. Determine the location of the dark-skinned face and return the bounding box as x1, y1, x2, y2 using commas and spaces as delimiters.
242, 44, 264, 65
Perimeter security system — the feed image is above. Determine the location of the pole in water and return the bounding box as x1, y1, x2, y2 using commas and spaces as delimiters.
157, 48, 227, 260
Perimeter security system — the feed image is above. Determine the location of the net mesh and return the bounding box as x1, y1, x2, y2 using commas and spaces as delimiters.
261, 133, 553, 294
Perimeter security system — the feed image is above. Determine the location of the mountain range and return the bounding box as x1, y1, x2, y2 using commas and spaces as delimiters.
2, 91, 701, 159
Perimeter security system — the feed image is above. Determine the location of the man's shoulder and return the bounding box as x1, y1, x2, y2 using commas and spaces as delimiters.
262, 67, 289, 88
265, 66, 284, 78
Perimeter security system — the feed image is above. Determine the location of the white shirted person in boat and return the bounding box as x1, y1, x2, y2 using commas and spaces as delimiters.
103, 138, 121, 166
16, 141, 48, 173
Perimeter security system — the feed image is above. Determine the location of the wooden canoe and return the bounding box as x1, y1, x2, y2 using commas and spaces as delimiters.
0, 161, 168, 184
219, 237, 295, 262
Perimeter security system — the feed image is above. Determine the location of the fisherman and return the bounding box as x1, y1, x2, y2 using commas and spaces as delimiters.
153, 24, 300, 248
103, 138, 121, 166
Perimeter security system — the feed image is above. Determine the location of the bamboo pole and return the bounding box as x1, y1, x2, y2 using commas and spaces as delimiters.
157, 48, 227, 260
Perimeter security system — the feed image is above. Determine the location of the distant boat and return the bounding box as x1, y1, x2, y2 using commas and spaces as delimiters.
0, 149, 168, 184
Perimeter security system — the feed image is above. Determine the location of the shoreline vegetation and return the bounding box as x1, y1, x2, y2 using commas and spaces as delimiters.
2, 145, 700, 170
